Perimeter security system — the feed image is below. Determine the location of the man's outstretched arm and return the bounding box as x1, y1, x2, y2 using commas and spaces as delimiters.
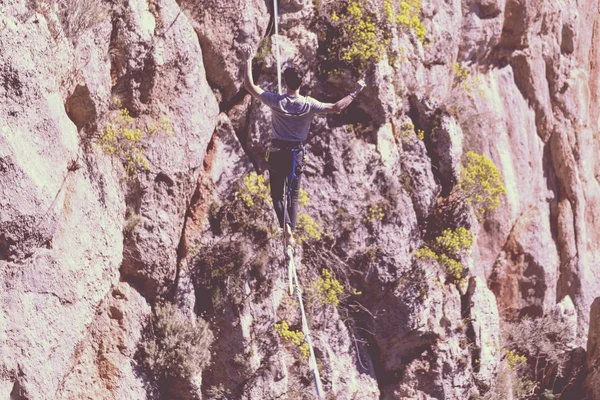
241, 44, 264, 99
321, 80, 366, 113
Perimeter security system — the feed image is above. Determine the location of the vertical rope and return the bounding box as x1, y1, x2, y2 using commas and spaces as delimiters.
273, 0, 282, 94
283, 180, 325, 400
289, 250, 325, 399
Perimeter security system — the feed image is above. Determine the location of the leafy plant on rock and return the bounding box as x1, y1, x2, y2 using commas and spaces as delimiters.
457, 151, 506, 219
309, 268, 345, 308
211, 172, 277, 240
275, 320, 310, 360
320, 0, 427, 75
99, 100, 174, 178
453, 62, 485, 100
414, 226, 474, 282
138, 302, 213, 385
295, 213, 323, 244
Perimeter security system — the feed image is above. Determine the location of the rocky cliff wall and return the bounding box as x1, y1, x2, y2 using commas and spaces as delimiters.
1, 0, 599, 399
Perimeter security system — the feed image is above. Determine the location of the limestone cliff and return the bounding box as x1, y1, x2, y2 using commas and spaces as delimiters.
0, 0, 599, 399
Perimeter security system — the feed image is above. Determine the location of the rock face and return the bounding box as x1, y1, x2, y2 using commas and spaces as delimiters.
1, 0, 599, 398
586, 298, 600, 399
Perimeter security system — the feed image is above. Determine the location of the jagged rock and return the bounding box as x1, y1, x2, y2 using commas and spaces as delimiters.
118, 0, 220, 299
209, 114, 255, 199
459, 0, 505, 62
375, 274, 474, 400
2, 0, 600, 397
585, 298, 600, 399
488, 205, 559, 319
55, 282, 151, 399
0, 7, 125, 399
466, 277, 500, 388
377, 123, 401, 170
182, 0, 269, 101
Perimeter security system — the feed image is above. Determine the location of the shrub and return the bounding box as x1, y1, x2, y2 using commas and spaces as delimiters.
329, 1, 387, 72
506, 349, 527, 371
295, 213, 322, 244
457, 152, 506, 219
192, 240, 248, 309
255, 36, 272, 63
396, 120, 416, 143
99, 103, 174, 178
309, 269, 345, 308
33, 0, 108, 42
212, 172, 276, 239
238, 172, 271, 208
384, 0, 427, 42
298, 188, 310, 207
453, 63, 485, 100
363, 203, 385, 223
495, 313, 577, 399
275, 321, 310, 360
323, 0, 426, 74
414, 227, 474, 281
138, 302, 214, 383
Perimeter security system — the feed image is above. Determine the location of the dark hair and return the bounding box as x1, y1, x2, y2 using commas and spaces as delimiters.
283, 67, 302, 91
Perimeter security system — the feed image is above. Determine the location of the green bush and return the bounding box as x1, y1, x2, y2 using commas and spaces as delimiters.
275, 320, 310, 360
329, 0, 388, 72
295, 213, 322, 244
99, 102, 174, 178
309, 269, 345, 308
457, 151, 506, 219
211, 172, 276, 240
414, 227, 474, 282
191, 240, 248, 309
486, 313, 577, 399
322, 0, 427, 74
138, 302, 214, 383
453, 63, 485, 100
384, 0, 427, 42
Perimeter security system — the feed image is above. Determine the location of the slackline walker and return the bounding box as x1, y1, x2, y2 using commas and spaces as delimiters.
273, 0, 324, 396
240, 0, 366, 396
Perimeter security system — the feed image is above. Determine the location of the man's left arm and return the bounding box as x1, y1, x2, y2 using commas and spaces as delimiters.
241, 44, 264, 99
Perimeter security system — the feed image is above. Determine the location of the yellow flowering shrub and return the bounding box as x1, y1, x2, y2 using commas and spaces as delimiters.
298, 188, 309, 207
414, 227, 474, 281
458, 151, 506, 219
238, 172, 271, 208
329, 0, 388, 72
99, 103, 174, 178
295, 213, 322, 244
310, 269, 344, 307
321, 0, 427, 74
274, 321, 310, 360
506, 350, 527, 371
219, 172, 275, 239
396, 120, 423, 143
363, 203, 385, 223
384, 0, 427, 42
453, 63, 485, 99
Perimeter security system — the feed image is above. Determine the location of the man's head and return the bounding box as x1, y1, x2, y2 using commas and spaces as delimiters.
283, 67, 303, 91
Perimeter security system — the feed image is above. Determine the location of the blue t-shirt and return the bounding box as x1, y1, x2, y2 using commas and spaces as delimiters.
259, 92, 327, 142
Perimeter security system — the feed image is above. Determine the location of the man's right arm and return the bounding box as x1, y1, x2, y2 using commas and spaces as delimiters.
321, 80, 366, 114
241, 44, 264, 100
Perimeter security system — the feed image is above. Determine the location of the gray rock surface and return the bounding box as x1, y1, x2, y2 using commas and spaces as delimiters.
1, 0, 600, 398
586, 298, 600, 399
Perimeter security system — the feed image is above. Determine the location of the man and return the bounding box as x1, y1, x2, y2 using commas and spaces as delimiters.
241, 44, 365, 249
